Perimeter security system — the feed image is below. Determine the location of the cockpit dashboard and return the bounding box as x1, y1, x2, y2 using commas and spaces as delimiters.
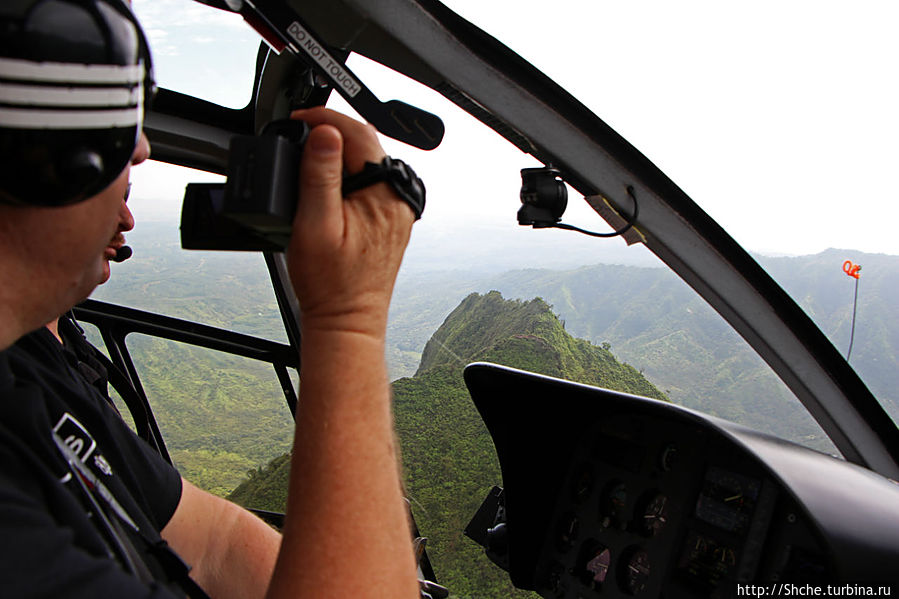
463, 363, 899, 597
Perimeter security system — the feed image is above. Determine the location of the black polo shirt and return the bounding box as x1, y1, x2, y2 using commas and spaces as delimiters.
0, 327, 189, 598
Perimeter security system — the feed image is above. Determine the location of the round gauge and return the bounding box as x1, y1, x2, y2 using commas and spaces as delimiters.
715, 473, 746, 505
695, 467, 761, 533
584, 545, 611, 585
570, 464, 594, 504
640, 493, 669, 536
619, 547, 651, 595
555, 512, 579, 552
659, 443, 678, 471
713, 545, 737, 566
601, 480, 628, 528
545, 561, 566, 598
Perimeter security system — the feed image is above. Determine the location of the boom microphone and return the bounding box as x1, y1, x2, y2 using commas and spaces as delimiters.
112, 245, 133, 263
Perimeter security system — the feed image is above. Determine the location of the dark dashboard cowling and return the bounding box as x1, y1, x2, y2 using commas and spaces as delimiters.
463, 363, 899, 597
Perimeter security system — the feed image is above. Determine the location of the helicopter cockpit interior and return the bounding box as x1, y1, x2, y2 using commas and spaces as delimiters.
70, 0, 899, 597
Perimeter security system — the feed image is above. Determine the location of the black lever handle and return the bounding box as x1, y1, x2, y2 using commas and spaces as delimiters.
241, 0, 445, 150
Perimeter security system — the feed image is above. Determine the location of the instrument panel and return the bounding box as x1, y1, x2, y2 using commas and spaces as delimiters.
534, 416, 822, 597
463, 363, 899, 597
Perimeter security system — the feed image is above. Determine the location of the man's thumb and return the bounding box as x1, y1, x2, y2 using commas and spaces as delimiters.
297, 124, 344, 225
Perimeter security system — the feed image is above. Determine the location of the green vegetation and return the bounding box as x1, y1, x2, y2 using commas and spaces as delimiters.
86, 223, 295, 495
481, 251, 899, 452
126, 335, 294, 497
94, 223, 899, 459
418, 291, 666, 400
390, 250, 899, 453
227, 452, 292, 510
85, 222, 898, 596
229, 291, 666, 598
397, 292, 665, 598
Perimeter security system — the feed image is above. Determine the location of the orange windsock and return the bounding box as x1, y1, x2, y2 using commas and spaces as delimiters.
843, 260, 862, 279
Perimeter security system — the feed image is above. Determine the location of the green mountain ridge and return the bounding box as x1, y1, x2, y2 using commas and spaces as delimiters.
417, 291, 666, 400
94, 223, 898, 441
228, 291, 666, 598
481, 250, 899, 452
90, 221, 896, 495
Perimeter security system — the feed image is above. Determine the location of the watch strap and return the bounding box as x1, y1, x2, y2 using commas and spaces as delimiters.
342, 156, 426, 220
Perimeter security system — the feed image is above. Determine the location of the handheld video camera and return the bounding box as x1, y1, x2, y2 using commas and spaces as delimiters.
180, 119, 309, 252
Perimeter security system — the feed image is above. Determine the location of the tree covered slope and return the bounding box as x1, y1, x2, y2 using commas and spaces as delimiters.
229, 291, 666, 598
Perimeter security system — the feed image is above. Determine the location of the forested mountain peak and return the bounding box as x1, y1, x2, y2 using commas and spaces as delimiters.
417, 291, 556, 373
414, 291, 666, 400
395, 292, 666, 596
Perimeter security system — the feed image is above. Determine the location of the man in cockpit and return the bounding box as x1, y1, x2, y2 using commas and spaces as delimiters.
0, 1, 419, 597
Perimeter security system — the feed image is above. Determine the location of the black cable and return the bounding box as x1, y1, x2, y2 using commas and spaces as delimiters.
847, 275, 860, 361
550, 186, 639, 238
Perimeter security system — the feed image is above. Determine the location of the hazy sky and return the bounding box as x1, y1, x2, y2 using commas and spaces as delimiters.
130, 0, 899, 257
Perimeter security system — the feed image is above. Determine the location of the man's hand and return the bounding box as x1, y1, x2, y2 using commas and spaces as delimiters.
285, 107, 415, 339
266, 108, 420, 599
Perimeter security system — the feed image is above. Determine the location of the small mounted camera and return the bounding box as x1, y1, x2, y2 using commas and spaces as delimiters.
518, 166, 640, 239
181, 119, 309, 252
517, 167, 568, 228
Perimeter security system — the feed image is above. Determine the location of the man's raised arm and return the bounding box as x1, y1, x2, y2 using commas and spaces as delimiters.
268, 107, 419, 598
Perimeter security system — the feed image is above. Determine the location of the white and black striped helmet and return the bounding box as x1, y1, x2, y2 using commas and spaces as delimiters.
0, 0, 155, 206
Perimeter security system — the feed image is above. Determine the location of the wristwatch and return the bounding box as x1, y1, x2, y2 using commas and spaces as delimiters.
342, 156, 426, 220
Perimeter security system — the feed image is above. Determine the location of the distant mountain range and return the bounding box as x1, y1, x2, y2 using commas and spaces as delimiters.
87, 221, 897, 596
388, 249, 898, 454
93, 221, 898, 462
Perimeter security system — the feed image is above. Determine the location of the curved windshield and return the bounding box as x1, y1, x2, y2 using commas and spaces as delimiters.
118, 2, 898, 596
438, 0, 899, 426
125, 0, 898, 450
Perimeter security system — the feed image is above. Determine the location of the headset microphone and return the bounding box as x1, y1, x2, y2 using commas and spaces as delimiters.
112, 246, 133, 263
